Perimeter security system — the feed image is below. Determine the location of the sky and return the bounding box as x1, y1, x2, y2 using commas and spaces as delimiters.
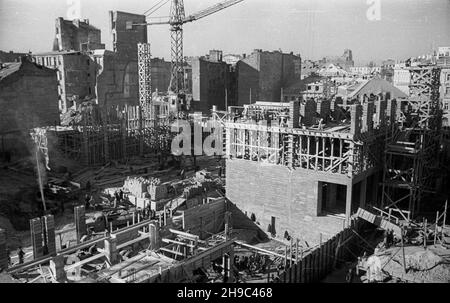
0, 0, 449, 65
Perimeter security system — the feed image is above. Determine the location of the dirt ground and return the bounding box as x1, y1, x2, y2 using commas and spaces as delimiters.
0, 155, 224, 256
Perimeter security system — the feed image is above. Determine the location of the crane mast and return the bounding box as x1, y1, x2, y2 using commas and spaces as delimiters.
134, 0, 244, 95
169, 0, 186, 93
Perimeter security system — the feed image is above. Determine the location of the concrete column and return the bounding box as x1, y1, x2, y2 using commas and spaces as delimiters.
350, 104, 362, 135
222, 254, 228, 283
104, 235, 118, 265
375, 98, 387, 128
327, 183, 337, 210
359, 179, 367, 209
49, 255, 67, 282
362, 101, 374, 133
0, 229, 6, 270
149, 223, 159, 250
345, 184, 353, 225
74, 206, 86, 244
227, 250, 235, 283
288, 100, 300, 128
43, 215, 56, 256
387, 99, 397, 126
30, 217, 44, 260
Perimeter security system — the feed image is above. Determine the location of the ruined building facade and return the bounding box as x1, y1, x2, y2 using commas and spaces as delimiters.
0, 58, 60, 153
53, 18, 105, 52
33, 12, 148, 112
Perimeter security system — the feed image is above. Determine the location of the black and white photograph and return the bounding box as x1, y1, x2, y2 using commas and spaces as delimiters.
0, 0, 449, 289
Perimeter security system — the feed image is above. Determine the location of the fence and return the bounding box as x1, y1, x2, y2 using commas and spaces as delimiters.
277, 218, 363, 283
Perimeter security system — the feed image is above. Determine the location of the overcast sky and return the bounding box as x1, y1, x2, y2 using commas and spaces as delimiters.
0, 0, 449, 65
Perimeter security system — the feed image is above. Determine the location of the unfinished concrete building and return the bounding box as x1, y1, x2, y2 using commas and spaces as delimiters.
224, 95, 394, 245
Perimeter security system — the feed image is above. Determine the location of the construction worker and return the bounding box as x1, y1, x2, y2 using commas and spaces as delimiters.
346, 267, 355, 283
119, 189, 124, 202
17, 247, 25, 264
84, 194, 91, 210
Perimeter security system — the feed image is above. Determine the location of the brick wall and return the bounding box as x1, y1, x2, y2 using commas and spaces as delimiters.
0, 60, 60, 133
191, 58, 229, 113
56, 18, 103, 52
226, 159, 346, 245
237, 51, 301, 105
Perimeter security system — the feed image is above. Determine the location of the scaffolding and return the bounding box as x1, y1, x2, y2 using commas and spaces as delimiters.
138, 43, 152, 119
31, 105, 173, 166
381, 66, 442, 217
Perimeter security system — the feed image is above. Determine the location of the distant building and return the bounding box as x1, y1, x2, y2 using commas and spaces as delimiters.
282, 75, 330, 101
437, 48, 450, 126
0, 57, 60, 150
53, 18, 105, 52
318, 49, 354, 71
393, 64, 410, 96
381, 59, 395, 82
318, 63, 348, 77
301, 60, 320, 79
0, 50, 28, 63
347, 78, 408, 102
349, 66, 381, 77
32, 51, 96, 112
236, 49, 301, 105
33, 12, 148, 111
223, 54, 243, 66
150, 57, 171, 93
190, 50, 233, 113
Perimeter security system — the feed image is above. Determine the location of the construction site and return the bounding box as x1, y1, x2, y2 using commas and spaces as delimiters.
0, 0, 450, 285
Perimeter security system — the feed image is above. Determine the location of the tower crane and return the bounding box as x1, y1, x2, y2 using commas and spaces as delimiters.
128, 0, 244, 95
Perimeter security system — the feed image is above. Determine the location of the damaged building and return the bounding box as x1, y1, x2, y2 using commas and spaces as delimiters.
0, 57, 60, 156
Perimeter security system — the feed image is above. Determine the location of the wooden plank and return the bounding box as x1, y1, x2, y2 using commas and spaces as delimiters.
65, 252, 106, 272
160, 247, 185, 257
300, 256, 306, 283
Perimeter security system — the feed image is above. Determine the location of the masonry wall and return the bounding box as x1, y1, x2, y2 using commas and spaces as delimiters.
55, 18, 104, 52
151, 58, 171, 93
191, 58, 229, 113
236, 51, 301, 106
110, 11, 147, 59
226, 159, 346, 245
0, 61, 60, 134
95, 51, 139, 107
61, 53, 97, 110
92, 11, 148, 108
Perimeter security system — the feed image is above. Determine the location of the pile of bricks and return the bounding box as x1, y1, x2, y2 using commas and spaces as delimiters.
123, 177, 152, 198
183, 184, 204, 200
147, 177, 168, 201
